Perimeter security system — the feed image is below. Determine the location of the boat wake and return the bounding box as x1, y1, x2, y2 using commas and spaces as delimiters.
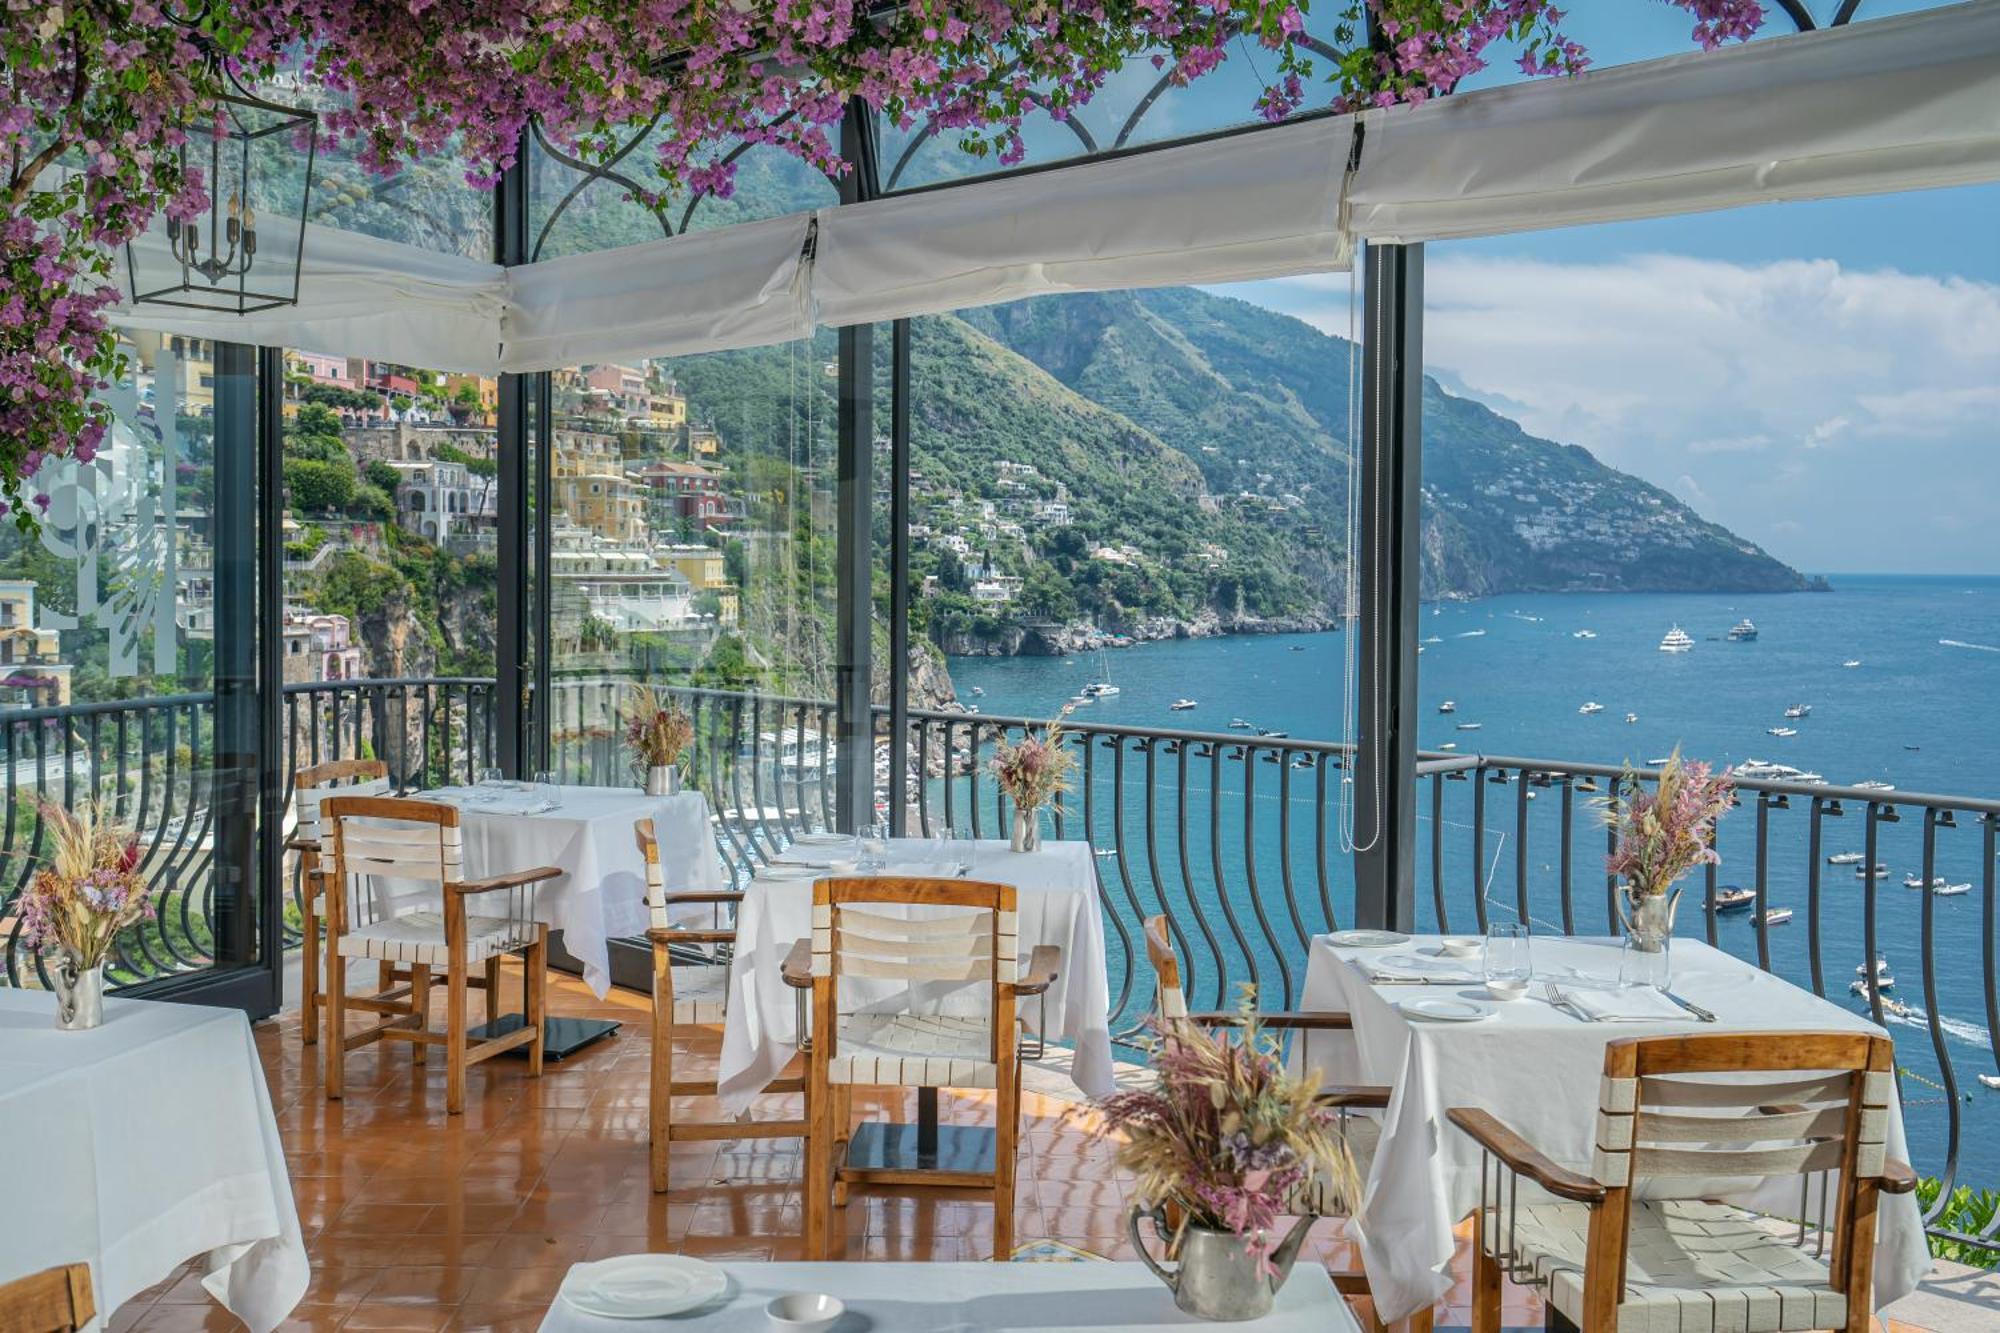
1940, 639, 2000, 654
1873, 1001, 1993, 1051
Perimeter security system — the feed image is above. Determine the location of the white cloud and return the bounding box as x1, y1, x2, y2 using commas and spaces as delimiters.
1227, 254, 2000, 572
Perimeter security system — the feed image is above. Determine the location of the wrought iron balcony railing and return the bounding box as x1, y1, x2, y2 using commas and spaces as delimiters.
3, 676, 1997, 1252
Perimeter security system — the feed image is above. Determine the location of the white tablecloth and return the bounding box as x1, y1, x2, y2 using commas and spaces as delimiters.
716, 838, 1115, 1114
393, 785, 722, 994
0, 990, 308, 1332
1295, 934, 1930, 1323
537, 1260, 1355, 1332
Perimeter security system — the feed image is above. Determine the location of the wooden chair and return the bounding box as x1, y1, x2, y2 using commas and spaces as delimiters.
1448, 1032, 1918, 1333
1142, 916, 1411, 1332
785, 876, 1060, 1261
291, 759, 397, 1046
0, 1265, 92, 1333
639, 818, 808, 1194
321, 795, 557, 1113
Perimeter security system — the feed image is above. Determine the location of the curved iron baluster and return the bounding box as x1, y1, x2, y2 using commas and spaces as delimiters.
1513, 771, 1530, 926
1470, 769, 1489, 933
1207, 742, 1256, 1005
1918, 807, 1963, 1224
1557, 777, 1576, 935
1239, 744, 1292, 1005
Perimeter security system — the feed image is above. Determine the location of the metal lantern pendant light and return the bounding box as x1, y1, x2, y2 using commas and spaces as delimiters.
126, 68, 316, 315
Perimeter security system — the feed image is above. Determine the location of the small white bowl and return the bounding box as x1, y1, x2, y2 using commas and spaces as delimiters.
1436, 936, 1483, 959
767, 1292, 844, 1333
1484, 978, 1529, 1002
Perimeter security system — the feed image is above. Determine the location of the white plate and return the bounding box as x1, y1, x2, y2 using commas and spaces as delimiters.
1329, 929, 1411, 949
1399, 997, 1493, 1023
791, 832, 853, 848
759, 864, 821, 880
560, 1254, 728, 1319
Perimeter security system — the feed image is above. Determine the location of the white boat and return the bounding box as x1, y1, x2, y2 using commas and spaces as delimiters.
1422, 635, 1443, 645
1067, 694, 1093, 706
1855, 957, 1894, 988
1784, 703, 1812, 719
1456, 722, 1483, 731
1646, 756, 1676, 767
1624, 712, 1639, 724
1903, 875, 1941, 890
1756, 908, 1794, 927
1438, 701, 1457, 714
969, 686, 984, 697
1828, 852, 1865, 866
1937, 883, 1972, 897
1229, 718, 1256, 730
1856, 863, 1890, 879
1169, 699, 1197, 711
1981, 1074, 2000, 1091
1727, 618, 1758, 641
1853, 780, 1895, 792
1439, 742, 1458, 751
1082, 682, 1119, 698
1456, 629, 1487, 639
1573, 630, 1597, 640
1658, 625, 1695, 653
1579, 702, 1604, 715
1843, 659, 1863, 668
1856, 981, 1914, 1016
1767, 727, 1797, 737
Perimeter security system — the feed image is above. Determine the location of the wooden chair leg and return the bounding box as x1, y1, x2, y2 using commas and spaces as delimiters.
300, 898, 320, 1046
484, 955, 503, 1026
325, 947, 346, 1100
525, 927, 548, 1079
1471, 1202, 1501, 1333
649, 943, 672, 1194
994, 1067, 1020, 1261
806, 1080, 835, 1259
446, 956, 468, 1115
408, 964, 432, 1065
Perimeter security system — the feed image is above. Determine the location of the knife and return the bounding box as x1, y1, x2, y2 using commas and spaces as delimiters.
1665, 991, 1718, 1023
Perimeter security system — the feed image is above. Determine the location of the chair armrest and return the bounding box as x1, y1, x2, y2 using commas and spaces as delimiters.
452, 866, 563, 895
1190, 1009, 1353, 1031
1009, 945, 1062, 996
284, 838, 319, 854
663, 890, 745, 906
1447, 1107, 1607, 1203
781, 937, 814, 989
1316, 1085, 1392, 1110
1880, 1158, 1920, 1195
647, 926, 736, 946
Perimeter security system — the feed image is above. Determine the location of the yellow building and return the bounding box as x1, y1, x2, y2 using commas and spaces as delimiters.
0, 580, 71, 707
445, 373, 501, 426
647, 389, 687, 431
657, 543, 725, 590
552, 428, 647, 546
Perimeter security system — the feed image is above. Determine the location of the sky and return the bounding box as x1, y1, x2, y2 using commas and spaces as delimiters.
1206, 1, 2000, 577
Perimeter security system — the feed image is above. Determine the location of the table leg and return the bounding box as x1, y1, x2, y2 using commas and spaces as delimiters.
918, 1087, 939, 1157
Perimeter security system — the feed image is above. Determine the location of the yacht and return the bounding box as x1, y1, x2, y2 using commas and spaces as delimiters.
1767, 726, 1798, 738
1456, 722, 1483, 732
1755, 908, 1794, 927
1169, 699, 1197, 711
1081, 651, 1120, 698
1572, 630, 1597, 640
1784, 703, 1812, 719
1843, 659, 1863, 668
1727, 618, 1759, 641
1828, 852, 1865, 866
1579, 701, 1604, 716
1658, 625, 1695, 653
1438, 700, 1457, 714
1715, 886, 1757, 913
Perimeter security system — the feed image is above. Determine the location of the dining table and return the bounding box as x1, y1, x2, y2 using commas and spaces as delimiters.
715, 835, 1116, 1116
0, 989, 308, 1333
384, 782, 723, 995
535, 1259, 1358, 1332
1293, 932, 1932, 1325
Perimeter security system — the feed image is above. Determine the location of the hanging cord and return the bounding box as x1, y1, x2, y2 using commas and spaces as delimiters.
1338, 253, 1387, 855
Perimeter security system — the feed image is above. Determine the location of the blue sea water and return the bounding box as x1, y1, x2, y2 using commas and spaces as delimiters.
950, 574, 2000, 1190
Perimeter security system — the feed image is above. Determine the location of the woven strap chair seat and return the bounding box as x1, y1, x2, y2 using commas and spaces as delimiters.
336, 911, 539, 968
828, 1012, 1002, 1088
1497, 1197, 1845, 1333
669, 963, 729, 1024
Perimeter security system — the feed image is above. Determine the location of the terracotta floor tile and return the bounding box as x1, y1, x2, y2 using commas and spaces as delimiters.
337, 1302, 455, 1332
445, 1305, 549, 1333
357, 1266, 484, 1306
461, 1266, 572, 1308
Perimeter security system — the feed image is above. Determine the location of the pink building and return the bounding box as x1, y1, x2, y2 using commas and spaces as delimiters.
293, 351, 357, 390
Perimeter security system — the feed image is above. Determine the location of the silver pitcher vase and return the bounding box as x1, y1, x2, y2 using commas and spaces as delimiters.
52, 952, 106, 1031
1617, 883, 1680, 990
1129, 1206, 1314, 1321
645, 764, 680, 797
1009, 806, 1042, 853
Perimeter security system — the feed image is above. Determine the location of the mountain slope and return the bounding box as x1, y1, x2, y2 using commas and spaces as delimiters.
965, 288, 1805, 597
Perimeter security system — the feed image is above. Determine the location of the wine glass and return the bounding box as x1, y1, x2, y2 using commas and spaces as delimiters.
858, 820, 889, 872
1483, 922, 1532, 1000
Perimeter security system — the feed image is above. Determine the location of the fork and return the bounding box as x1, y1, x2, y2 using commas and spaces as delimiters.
1543, 981, 1596, 1022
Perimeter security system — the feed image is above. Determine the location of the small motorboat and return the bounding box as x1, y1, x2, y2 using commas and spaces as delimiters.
1767, 726, 1798, 737
1715, 886, 1757, 913
1784, 703, 1813, 719
1853, 780, 1895, 792
1904, 875, 1944, 890
1828, 852, 1864, 866
1579, 701, 1604, 715
1855, 958, 1895, 990
1572, 630, 1597, 640
1755, 908, 1794, 927
1624, 712, 1639, 724
1843, 660, 1863, 668
1438, 700, 1457, 714
1229, 718, 1256, 731
1456, 722, 1483, 731
1937, 882, 1973, 897
1169, 699, 1197, 711
1981, 1074, 2000, 1091
1439, 742, 1458, 751
1855, 863, 1890, 879
968, 686, 984, 697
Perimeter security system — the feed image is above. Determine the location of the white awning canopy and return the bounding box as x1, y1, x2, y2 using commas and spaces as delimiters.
106, 1, 2000, 369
